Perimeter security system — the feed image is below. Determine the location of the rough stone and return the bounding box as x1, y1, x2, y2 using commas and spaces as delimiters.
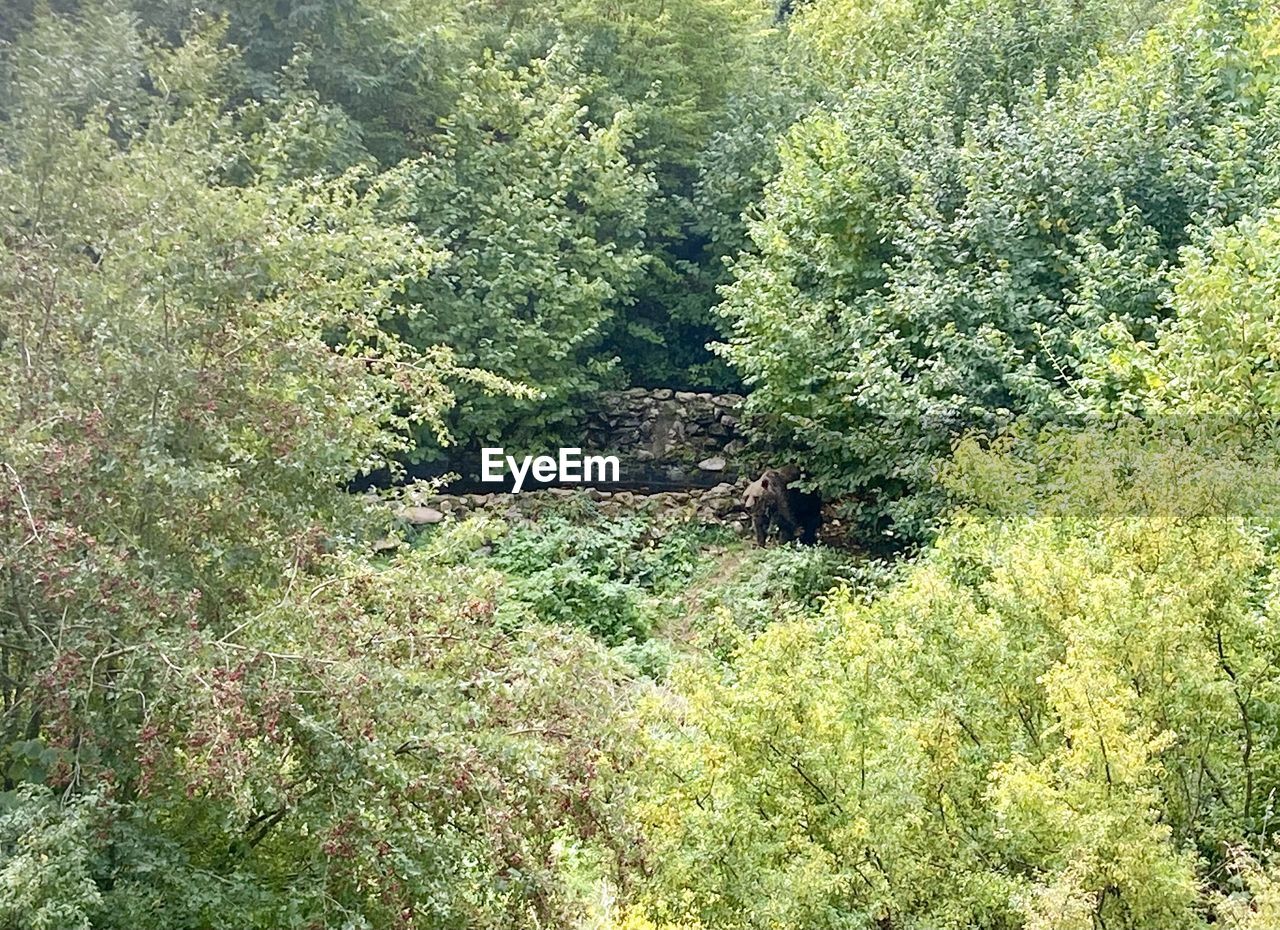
577, 389, 747, 479
398, 505, 444, 525
418, 479, 793, 534
709, 495, 737, 515
698, 456, 727, 472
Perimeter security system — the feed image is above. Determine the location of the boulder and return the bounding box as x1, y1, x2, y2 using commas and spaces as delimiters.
698, 456, 727, 472
398, 505, 444, 525
708, 495, 737, 515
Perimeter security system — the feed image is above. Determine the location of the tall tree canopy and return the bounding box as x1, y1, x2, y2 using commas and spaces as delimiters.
717, 0, 1280, 536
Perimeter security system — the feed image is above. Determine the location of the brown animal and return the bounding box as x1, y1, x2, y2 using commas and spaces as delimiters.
743, 467, 822, 546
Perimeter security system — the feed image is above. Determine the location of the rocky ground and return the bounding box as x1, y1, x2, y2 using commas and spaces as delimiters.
392, 481, 858, 549
398, 481, 754, 534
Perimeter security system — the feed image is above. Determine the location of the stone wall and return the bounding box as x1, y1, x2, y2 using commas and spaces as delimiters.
400, 481, 755, 536
391, 388, 753, 494
387, 389, 847, 541
402, 385, 755, 528
581, 388, 748, 485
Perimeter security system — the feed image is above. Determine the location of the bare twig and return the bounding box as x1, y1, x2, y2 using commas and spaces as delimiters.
3, 463, 41, 544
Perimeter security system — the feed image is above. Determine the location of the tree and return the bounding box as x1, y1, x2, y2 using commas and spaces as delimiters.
0, 10, 625, 927
394, 50, 651, 452
1098, 207, 1280, 437
715, 0, 1280, 538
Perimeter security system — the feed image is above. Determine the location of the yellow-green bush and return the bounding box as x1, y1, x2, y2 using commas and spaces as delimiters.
628, 433, 1280, 929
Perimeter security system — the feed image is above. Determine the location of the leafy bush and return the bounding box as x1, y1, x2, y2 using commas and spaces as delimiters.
683, 543, 879, 640
0, 11, 630, 927
716, 0, 1280, 538
1093, 206, 1280, 435
0, 789, 103, 930
488, 511, 712, 644
395, 50, 652, 451
0, 540, 634, 930
626, 429, 1280, 929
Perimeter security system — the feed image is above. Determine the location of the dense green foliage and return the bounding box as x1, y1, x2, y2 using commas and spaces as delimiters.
10, 0, 1280, 928
720, 0, 1280, 536
2, 0, 777, 456
630, 431, 1280, 929
392, 52, 651, 447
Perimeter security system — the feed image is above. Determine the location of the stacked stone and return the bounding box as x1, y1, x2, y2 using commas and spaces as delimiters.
396, 481, 752, 536
583, 389, 746, 471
